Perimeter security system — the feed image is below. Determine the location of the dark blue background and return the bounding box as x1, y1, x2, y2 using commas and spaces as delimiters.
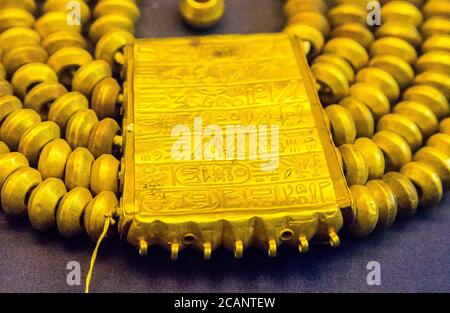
0, 0, 448, 293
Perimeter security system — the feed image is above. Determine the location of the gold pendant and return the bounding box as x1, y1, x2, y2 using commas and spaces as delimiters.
120, 33, 351, 259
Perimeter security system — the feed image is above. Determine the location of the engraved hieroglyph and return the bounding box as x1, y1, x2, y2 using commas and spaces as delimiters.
121, 34, 351, 257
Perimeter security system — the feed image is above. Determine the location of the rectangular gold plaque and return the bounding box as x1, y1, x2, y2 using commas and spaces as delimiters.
120, 33, 351, 257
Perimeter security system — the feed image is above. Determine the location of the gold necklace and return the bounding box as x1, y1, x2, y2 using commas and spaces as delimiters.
0, 0, 449, 282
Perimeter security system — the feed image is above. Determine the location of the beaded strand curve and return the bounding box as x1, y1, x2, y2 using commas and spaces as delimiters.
0, 0, 449, 251
0, 0, 139, 241
284, 0, 450, 237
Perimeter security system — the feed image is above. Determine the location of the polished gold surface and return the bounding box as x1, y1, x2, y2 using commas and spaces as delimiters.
121, 34, 351, 256
0, 0, 448, 263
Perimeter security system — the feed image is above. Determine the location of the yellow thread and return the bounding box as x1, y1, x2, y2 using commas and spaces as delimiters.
85, 217, 111, 293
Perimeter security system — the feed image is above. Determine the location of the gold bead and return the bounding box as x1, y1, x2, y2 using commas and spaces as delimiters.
95, 29, 135, 71
35, 12, 81, 38
0, 141, 9, 155
203, 242, 212, 260
0, 27, 40, 52
27, 178, 67, 231
72, 60, 112, 98
43, 0, 92, 24
65, 109, 99, 149
89, 14, 134, 44
369, 55, 414, 90
370, 37, 417, 65
439, 118, 450, 135
47, 47, 93, 87
88, 118, 120, 158
328, 3, 366, 27
84, 191, 118, 241
284, 0, 328, 17
179, 0, 224, 28
287, 11, 330, 36
380, 0, 423, 26
414, 71, 450, 100
356, 67, 400, 104
427, 133, 450, 156
48, 91, 89, 131
366, 179, 397, 229
377, 113, 423, 151
414, 146, 450, 189
354, 137, 385, 180
65, 147, 94, 190
347, 185, 379, 237
339, 144, 369, 186
349, 83, 390, 120
373, 130, 412, 171
1, 167, 42, 217
330, 22, 374, 49
38, 138, 72, 180
340, 97, 374, 138
421, 17, 450, 38
0, 109, 41, 150
94, 0, 140, 22
0, 152, 29, 188
0, 79, 13, 97
313, 53, 355, 83
18, 121, 61, 166
91, 77, 122, 119
234, 240, 244, 258
378, 0, 424, 7
422, 35, 450, 53
400, 162, 443, 208
0, 8, 35, 32
323, 38, 369, 71
267, 238, 277, 257
0, 95, 22, 123
311, 63, 349, 105
375, 22, 423, 48
393, 101, 439, 138
56, 187, 93, 238
42, 30, 87, 55
284, 24, 324, 56
11, 63, 58, 100
422, 0, 450, 19
23, 82, 68, 120
2, 45, 48, 76
0, 0, 37, 14
324, 104, 356, 146
382, 171, 418, 218
90, 154, 120, 196
415, 51, 450, 74
403, 85, 449, 120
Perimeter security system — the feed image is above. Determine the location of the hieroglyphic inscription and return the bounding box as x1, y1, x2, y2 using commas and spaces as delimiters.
129, 34, 340, 216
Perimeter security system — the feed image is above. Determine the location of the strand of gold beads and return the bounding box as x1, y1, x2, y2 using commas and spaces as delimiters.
0, 0, 140, 241
0, 3, 120, 161
284, 0, 450, 237
0, 0, 448, 254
